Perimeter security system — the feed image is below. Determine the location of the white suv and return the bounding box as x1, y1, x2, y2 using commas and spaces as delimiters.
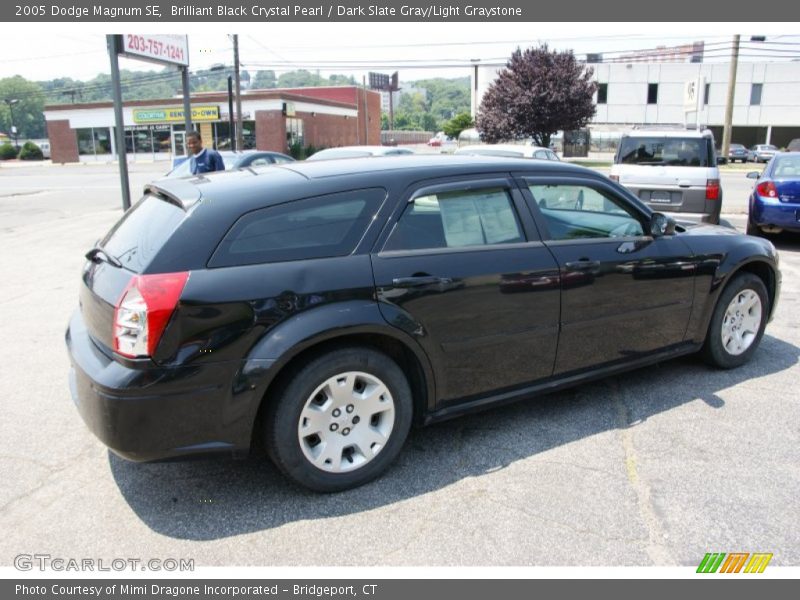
610, 129, 722, 224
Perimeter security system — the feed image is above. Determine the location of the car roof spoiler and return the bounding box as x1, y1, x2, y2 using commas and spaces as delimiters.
143, 180, 203, 210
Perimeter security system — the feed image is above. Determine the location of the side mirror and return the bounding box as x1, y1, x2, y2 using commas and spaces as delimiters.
746, 171, 760, 180
649, 212, 676, 237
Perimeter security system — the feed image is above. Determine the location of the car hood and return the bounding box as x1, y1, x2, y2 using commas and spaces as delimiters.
674, 221, 742, 236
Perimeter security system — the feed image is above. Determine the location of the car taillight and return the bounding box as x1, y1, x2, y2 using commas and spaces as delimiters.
756, 181, 778, 199
609, 175, 620, 182
113, 271, 189, 358
705, 179, 721, 200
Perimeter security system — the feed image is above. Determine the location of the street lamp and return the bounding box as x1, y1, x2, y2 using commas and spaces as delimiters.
4, 98, 20, 150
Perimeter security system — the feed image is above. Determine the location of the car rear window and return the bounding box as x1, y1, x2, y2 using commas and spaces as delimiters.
617, 136, 713, 167
209, 188, 386, 268
99, 195, 186, 273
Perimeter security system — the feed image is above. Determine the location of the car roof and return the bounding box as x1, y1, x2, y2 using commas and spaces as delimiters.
150, 154, 594, 212
623, 129, 712, 139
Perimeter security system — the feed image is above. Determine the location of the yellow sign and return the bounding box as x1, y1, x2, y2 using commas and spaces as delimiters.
133, 106, 220, 124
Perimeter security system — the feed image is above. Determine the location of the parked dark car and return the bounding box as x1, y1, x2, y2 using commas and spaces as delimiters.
67, 156, 781, 492
746, 152, 800, 236
727, 143, 749, 163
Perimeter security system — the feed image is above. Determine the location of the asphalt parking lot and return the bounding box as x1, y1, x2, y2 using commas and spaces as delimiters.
0, 160, 798, 567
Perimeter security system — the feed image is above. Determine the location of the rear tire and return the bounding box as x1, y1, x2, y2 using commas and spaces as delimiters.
264, 347, 413, 492
701, 273, 769, 369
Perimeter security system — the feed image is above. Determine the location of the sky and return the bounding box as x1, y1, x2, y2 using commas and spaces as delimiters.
1, 23, 799, 84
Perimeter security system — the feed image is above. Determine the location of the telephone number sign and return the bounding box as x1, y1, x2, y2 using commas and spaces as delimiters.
121, 34, 189, 67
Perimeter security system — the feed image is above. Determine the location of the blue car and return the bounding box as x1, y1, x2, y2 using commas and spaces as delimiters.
747, 152, 800, 236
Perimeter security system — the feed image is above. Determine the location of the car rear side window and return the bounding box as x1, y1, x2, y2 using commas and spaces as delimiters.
383, 187, 524, 251
99, 194, 186, 273
209, 188, 385, 267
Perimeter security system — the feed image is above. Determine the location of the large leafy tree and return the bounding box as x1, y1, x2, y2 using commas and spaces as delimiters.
476, 45, 597, 147
0, 76, 46, 139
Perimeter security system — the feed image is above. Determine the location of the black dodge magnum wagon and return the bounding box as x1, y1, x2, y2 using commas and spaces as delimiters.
67, 156, 780, 492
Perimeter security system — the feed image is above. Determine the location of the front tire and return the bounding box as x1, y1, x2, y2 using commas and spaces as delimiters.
264, 347, 413, 492
701, 273, 769, 369
746, 214, 762, 236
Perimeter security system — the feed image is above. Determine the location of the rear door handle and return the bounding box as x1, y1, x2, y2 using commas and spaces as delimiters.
392, 276, 452, 288
564, 259, 600, 271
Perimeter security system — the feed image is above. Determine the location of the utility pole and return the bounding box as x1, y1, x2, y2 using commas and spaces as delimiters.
227, 75, 236, 151
107, 35, 131, 211
233, 34, 244, 151
721, 35, 740, 160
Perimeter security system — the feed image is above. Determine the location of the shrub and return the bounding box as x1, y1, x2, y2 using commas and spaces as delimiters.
18, 141, 43, 161
288, 141, 304, 160
0, 142, 17, 160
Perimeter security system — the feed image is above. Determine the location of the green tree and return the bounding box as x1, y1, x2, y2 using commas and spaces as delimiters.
277, 70, 327, 88
252, 70, 277, 89
442, 112, 474, 139
0, 76, 46, 139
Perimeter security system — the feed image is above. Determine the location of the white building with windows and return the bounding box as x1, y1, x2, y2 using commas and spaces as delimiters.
472, 61, 800, 148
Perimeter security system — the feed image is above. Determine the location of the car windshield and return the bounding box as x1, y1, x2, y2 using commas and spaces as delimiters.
618, 136, 712, 167
761, 145, 778, 151
730, 144, 745, 150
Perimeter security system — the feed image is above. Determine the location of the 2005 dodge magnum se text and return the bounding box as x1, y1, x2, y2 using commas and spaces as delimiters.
66, 156, 781, 492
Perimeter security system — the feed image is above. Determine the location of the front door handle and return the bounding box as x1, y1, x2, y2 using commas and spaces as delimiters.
392, 276, 452, 288
564, 259, 600, 271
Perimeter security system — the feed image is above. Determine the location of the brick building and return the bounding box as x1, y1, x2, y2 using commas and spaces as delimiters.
43, 86, 381, 163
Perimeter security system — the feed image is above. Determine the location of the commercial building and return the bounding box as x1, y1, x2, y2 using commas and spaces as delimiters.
43, 86, 380, 163
472, 60, 800, 149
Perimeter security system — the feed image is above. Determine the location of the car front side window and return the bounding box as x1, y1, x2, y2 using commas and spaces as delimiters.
528, 183, 644, 240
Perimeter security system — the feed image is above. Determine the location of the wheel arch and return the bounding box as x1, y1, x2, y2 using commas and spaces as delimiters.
241, 306, 436, 452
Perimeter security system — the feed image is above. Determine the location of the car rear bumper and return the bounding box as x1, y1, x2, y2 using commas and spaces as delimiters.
751, 199, 800, 232
65, 310, 261, 462
625, 185, 721, 224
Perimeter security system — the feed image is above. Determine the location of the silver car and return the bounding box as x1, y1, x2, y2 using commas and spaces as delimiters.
748, 144, 778, 163
609, 129, 722, 224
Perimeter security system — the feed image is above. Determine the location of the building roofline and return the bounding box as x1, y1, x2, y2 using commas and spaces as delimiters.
44, 88, 359, 112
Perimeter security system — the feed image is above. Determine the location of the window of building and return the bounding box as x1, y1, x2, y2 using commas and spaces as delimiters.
76, 127, 112, 156
704, 83, 710, 106
647, 83, 659, 105
286, 118, 304, 148
750, 83, 763, 106
597, 83, 608, 105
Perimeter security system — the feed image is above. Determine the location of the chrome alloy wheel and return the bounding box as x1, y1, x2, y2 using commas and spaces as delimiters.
721, 289, 762, 356
297, 371, 395, 473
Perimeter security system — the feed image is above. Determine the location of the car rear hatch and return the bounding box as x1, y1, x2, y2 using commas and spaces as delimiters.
79, 184, 198, 356
614, 135, 717, 213
775, 179, 800, 204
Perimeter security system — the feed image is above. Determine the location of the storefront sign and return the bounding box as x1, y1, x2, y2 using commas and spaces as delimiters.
133, 106, 220, 124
